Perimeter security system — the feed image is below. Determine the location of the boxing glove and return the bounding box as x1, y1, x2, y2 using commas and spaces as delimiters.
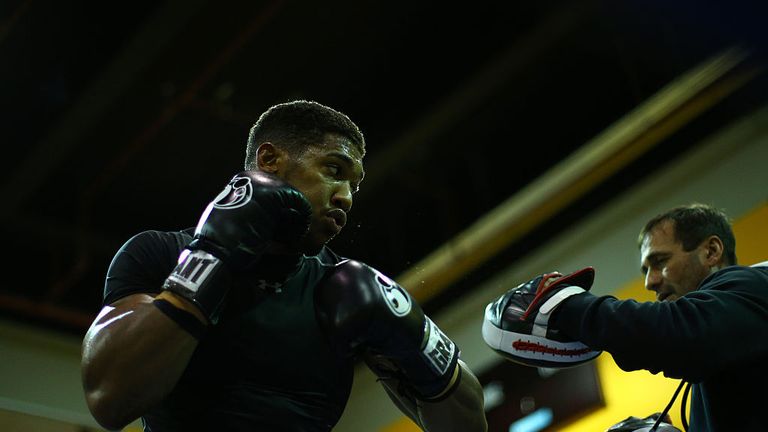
482, 267, 602, 368
315, 260, 460, 401
162, 171, 311, 324
606, 413, 681, 432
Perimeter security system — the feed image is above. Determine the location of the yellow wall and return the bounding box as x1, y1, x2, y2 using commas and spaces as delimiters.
381, 201, 768, 432
381, 416, 420, 432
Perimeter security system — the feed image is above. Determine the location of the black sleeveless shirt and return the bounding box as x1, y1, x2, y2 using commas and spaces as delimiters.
104, 229, 353, 431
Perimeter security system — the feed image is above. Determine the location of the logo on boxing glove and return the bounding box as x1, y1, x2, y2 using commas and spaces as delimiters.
166, 249, 221, 293
422, 317, 456, 375
374, 270, 411, 317
213, 175, 253, 210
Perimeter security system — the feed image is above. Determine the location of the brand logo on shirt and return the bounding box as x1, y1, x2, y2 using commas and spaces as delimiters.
213, 175, 253, 209
373, 270, 411, 317
255, 279, 283, 293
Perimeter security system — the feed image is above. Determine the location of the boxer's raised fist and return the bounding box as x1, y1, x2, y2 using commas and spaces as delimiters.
163, 171, 311, 323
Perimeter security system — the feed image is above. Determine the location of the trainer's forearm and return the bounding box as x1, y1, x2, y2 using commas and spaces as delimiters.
418, 361, 488, 432
81, 294, 201, 430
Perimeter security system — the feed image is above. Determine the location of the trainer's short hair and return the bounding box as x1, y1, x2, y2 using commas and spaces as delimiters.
638, 203, 737, 265
244, 100, 365, 170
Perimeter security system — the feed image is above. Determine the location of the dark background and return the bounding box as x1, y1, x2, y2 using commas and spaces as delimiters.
1, 0, 765, 334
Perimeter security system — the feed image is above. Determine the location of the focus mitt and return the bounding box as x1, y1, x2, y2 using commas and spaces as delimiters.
482, 267, 601, 368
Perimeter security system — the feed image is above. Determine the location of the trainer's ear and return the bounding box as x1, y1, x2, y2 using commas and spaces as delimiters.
702, 235, 724, 266
256, 142, 287, 174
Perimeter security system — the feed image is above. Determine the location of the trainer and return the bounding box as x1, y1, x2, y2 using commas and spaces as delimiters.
483, 203, 768, 431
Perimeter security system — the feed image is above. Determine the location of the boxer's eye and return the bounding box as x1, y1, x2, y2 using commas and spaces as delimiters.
326, 164, 340, 176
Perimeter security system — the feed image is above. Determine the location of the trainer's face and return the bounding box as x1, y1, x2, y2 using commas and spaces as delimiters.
640, 220, 712, 302
279, 134, 364, 254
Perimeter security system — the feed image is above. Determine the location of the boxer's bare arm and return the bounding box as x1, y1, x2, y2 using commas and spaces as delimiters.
81, 292, 204, 430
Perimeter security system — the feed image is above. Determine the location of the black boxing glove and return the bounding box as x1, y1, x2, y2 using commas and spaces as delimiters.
482, 267, 602, 368
607, 413, 681, 432
315, 260, 460, 401
162, 171, 311, 324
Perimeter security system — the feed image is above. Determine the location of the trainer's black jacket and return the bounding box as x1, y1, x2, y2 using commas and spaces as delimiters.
556, 263, 768, 432
104, 229, 353, 432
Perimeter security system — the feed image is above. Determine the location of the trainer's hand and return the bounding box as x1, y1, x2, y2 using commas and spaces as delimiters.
163, 171, 311, 323
482, 267, 602, 368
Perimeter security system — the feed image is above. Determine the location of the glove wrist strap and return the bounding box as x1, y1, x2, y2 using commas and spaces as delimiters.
532, 285, 585, 337
152, 298, 208, 339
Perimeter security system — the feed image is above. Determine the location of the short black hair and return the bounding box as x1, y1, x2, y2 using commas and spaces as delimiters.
244, 100, 365, 170
638, 203, 737, 265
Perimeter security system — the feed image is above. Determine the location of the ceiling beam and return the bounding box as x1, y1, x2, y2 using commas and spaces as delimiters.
397, 46, 758, 303
356, 1, 596, 197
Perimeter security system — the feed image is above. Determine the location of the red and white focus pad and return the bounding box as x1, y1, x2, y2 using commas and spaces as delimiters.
482, 267, 601, 368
